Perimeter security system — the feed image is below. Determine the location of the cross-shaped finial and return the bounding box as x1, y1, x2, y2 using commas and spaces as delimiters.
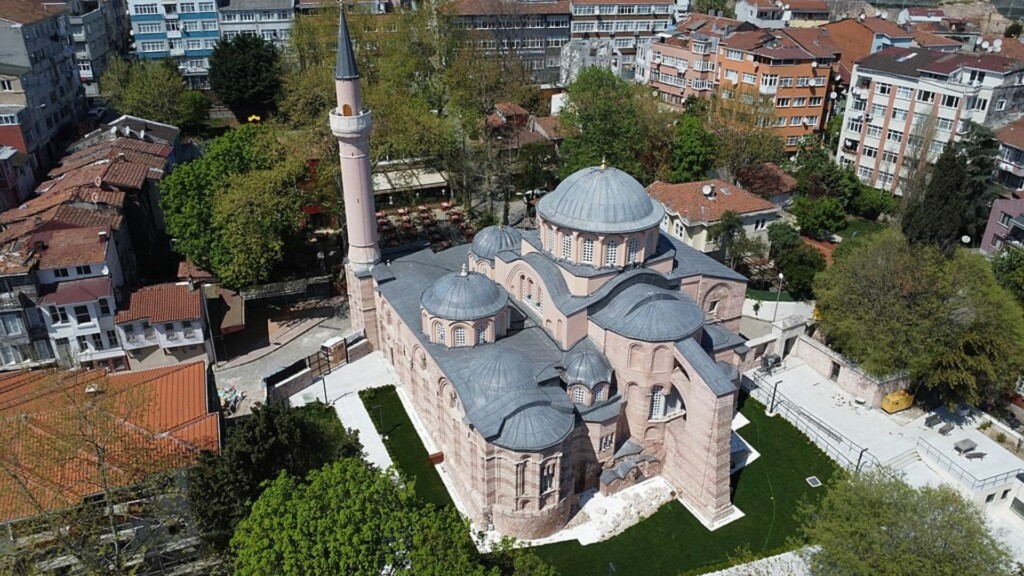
600, 155, 607, 170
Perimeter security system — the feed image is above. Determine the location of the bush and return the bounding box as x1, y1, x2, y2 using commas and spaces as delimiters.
791, 196, 846, 239
997, 432, 1007, 443
853, 186, 896, 221
1006, 22, 1022, 38
980, 420, 993, 430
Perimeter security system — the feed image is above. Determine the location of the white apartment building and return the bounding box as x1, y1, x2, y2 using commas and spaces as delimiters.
68, 0, 130, 98
219, 0, 294, 50
561, 0, 673, 83
115, 282, 212, 370
997, 117, 1024, 193
835, 47, 1024, 195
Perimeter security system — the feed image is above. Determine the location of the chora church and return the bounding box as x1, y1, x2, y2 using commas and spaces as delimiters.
330, 11, 755, 539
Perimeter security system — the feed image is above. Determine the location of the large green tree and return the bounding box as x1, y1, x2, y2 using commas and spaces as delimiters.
209, 33, 283, 119
187, 402, 362, 552
992, 247, 1024, 305
706, 85, 786, 180
669, 114, 717, 183
775, 244, 826, 300
801, 470, 1014, 576
99, 58, 209, 130
793, 141, 860, 209
766, 221, 801, 257
791, 196, 846, 239
958, 122, 1001, 240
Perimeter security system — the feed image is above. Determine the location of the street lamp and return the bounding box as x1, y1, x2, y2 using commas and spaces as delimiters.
771, 272, 785, 324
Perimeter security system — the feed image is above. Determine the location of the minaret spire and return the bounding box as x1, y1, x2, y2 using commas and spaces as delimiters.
335, 10, 359, 81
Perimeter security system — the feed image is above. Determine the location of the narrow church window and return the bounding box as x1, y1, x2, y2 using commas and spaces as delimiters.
647, 232, 657, 255
540, 462, 556, 493
628, 238, 640, 263
599, 434, 614, 452
593, 384, 605, 402
605, 241, 618, 265
546, 227, 555, 252
649, 386, 666, 420
561, 235, 572, 259
572, 386, 585, 404
455, 327, 467, 347
665, 387, 683, 416
477, 324, 488, 344
435, 324, 446, 345
582, 239, 594, 264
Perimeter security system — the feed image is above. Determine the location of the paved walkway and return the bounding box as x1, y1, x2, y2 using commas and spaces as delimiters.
288, 352, 397, 470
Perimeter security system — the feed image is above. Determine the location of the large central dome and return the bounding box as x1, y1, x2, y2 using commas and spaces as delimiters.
537, 166, 665, 234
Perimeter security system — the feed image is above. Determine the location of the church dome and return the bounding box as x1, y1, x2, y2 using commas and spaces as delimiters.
537, 166, 664, 234
421, 266, 508, 321
467, 348, 536, 405
562, 348, 613, 389
471, 226, 522, 261
592, 284, 704, 342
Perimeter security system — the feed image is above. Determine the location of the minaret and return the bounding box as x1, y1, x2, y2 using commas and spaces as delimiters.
330, 11, 381, 346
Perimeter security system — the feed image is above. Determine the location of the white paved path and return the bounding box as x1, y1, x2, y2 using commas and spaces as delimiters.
289, 352, 397, 470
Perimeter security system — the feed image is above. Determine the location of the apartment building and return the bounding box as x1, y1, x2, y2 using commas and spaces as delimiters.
127, 0, 220, 88
561, 0, 673, 82
717, 27, 839, 149
0, 1, 85, 177
996, 117, 1024, 193
835, 47, 1024, 195
0, 145, 34, 209
220, 0, 294, 49
980, 197, 1024, 255
67, 0, 131, 97
635, 14, 740, 107
115, 282, 212, 370
453, 0, 570, 86
0, 243, 55, 371
733, 0, 830, 30
823, 16, 913, 82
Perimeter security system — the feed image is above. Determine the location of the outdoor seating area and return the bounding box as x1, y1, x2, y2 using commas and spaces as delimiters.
375, 203, 476, 250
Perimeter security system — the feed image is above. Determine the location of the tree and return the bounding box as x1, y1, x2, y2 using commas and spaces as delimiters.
992, 247, 1024, 305
1006, 22, 1022, 38
958, 122, 1001, 240
669, 114, 717, 183
691, 0, 728, 17
793, 141, 860, 209
791, 196, 845, 239
178, 89, 212, 133
767, 221, 801, 257
187, 402, 362, 552
775, 244, 826, 300
706, 85, 786, 180
708, 210, 744, 260
99, 59, 209, 130
852, 185, 895, 221
801, 470, 1014, 576
209, 34, 283, 119
901, 143, 968, 254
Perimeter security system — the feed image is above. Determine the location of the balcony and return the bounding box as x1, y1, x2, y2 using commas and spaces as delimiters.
329, 108, 372, 137
169, 47, 185, 56
759, 84, 778, 95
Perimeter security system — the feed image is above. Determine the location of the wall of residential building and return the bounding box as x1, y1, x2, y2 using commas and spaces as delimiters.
996, 142, 1024, 192
118, 315, 212, 370
220, 7, 294, 49
981, 198, 1024, 255
637, 33, 721, 107
70, 5, 119, 98
662, 210, 778, 253
561, 0, 673, 82
733, 0, 784, 29
128, 0, 220, 88
453, 10, 570, 86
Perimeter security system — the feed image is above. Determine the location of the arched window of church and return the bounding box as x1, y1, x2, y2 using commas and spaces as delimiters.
593, 384, 605, 402
581, 238, 594, 264
572, 386, 585, 404
537, 289, 544, 311
435, 323, 446, 345
605, 241, 618, 266
561, 235, 572, 260
454, 327, 467, 347
476, 324, 488, 344
546, 227, 555, 252
665, 387, 683, 416
646, 231, 657, 256
649, 385, 666, 420
481, 262, 489, 275
628, 238, 640, 263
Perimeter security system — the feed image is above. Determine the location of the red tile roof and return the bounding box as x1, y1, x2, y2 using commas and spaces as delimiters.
177, 260, 217, 282
912, 29, 961, 48
648, 179, 778, 223
908, 7, 944, 17
115, 283, 203, 324
0, 362, 219, 523
37, 276, 112, 306
786, 0, 829, 12
997, 117, 1024, 151
859, 16, 913, 38
0, 0, 65, 24
31, 226, 110, 269
532, 116, 564, 140
0, 188, 124, 224
495, 102, 529, 117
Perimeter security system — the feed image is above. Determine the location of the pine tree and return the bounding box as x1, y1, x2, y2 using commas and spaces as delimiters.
900, 144, 968, 254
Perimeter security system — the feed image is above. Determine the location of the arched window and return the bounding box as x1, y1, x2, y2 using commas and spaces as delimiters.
628, 238, 640, 263
665, 387, 683, 416
581, 238, 594, 264
342, 104, 352, 116
649, 386, 666, 420
562, 235, 572, 260
646, 232, 657, 256
605, 241, 618, 266
537, 289, 544, 311
546, 227, 555, 252
435, 323, 446, 345
572, 386, 586, 404
476, 324, 488, 344
481, 262, 489, 275
454, 327, 467, 347
593, 384, 606, 402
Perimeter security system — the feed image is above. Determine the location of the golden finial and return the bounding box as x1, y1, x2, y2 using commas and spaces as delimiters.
600, 155, 607, 170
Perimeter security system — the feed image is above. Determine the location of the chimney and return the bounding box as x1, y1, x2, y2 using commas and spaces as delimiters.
32, 240, 45, 252
98, 230, 108, 242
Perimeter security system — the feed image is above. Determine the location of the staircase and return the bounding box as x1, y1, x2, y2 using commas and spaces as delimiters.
884, 447, 921, 471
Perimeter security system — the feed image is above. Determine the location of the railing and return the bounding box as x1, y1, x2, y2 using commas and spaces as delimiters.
915, 437, 1024, 492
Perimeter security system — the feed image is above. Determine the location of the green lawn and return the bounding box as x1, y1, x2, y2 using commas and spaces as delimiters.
745, 288, 796, 302
359, 386, 454, 508
840, 218, 888, 239
361, 386, 838, 576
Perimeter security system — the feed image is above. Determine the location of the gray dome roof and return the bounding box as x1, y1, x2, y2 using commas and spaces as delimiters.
421, 267, 508, 321
537, 166, 665, 234
466, 348, 536, 410
592, 284, 704, 342
471, 226, 522, 261
497, 405, 574, 450
563, 348, 613, 389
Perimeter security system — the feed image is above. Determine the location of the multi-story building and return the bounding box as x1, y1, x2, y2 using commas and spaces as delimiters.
561, 0, 673, 83
67, 0, 131, 97
635, 14, 740, 107
453, 0, 570, 86
115, 282, 213, 370
823, 16, 913, 82
126, 0, 220, 88
996, 117, 1024, 193
733, 0, 829, 29
0, 244, 55, 372
648, 179, 780, 255
219, 0, 294, 50
0, 145, 34, 209
835, 47, 1024, 195
0, 1, 84, 177
980, 197, 1024, 255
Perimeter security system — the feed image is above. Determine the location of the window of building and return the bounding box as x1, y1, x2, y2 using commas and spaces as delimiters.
724, 69, 738, 83
1001, 212, 1013, 227
435, 323, 446, 345
91, 333, 104, 350
936, 117, 954, 132
140, 41, 165, 52
846, 118, 863, 133
581, 238, 594, 264
198, 1, 214, 10
605, 241, 617, 265
866, 125, 883, 139
880, 149, 898, 164
202, 20, 218, 31
106, 330, 117, 348
870, 103, 886, 118
997, 99, 1007, 111
142, 322, 154, 339
789, 116, 801, 126
74, 305, 91, 325
967, 96, 988, 111
793, 97, 807, 107
0, 315, 20, 336
561, 235, 572, 259
993, 235, 1004, 249
138, 23, 162, 33
75, 265, 91, 275
874, 82, 891, 95
862, 146, 878, 159
627, 238, 639, 263
98, 298, 110, 316
776, 97, 790, 107
891, 108, 908, 121
809, 96, 823, 106
33, 341, 51, 360
917, 89, 935, 103
49, 305, 68, 324
599, 434, 614, 452
754, 218, 767, 231
0, 345, 18, 365
135, 3, 158, 13
725, 49, 742, 60
124, 324, 136, 342
540, 462, 556, 492
930, 140, 945, 155
476, 324, 487, 344
796, 76, 810, 87
741, 73, 755, 85
179, 2, 195, 12
546, 227, 555, 251
940, 94, 960, 108
895, 86, 913, 99
0, 114, 17, 126
877, 171, 894, 187
786, 136, 799, 146
54, 268, 69, 278
165, 322, 177, 339
182, 320, 194, 338
857, 165, 873, 181
805, 116, 819, 126
76, 335, 89, 352
454, 327, 467, 347
572, 386, 585, 404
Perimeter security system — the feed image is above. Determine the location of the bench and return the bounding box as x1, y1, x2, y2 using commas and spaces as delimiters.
925, 414, 942, 428
939, 423, 955, 436
965, 452, 987, 461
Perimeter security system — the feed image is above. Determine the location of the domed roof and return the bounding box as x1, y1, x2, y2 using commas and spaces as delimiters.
592, 284, 704, 342
466, 348, 536, 409
563, 348, 613, 389
537, 166, 664, 234
471, 225, 522, 261
421, 266, 508, 321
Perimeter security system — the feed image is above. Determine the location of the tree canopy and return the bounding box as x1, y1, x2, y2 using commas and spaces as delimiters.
209, 33, 283, 119
801, 470, 1014, 576
705, 86, 786, 180
669, 114, 717, 183
99, 59, 209, 130
814, 230, 1024, 405
776, 244, 826, 300
791, 196, 846, 239
992, 247, 1024, 306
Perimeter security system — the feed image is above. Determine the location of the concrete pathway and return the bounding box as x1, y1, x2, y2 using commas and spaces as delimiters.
288, 352, 397, 470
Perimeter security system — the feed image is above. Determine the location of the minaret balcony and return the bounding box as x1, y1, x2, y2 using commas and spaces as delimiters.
330, 108, 372, 137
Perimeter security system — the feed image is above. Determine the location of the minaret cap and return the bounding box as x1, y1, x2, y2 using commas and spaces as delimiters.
335, 11, 360, 81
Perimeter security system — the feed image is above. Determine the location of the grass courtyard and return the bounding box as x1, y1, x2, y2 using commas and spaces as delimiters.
359, 386, 838, 576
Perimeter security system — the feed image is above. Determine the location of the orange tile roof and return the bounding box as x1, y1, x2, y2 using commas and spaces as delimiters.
648, 179, 777, 223
912, 29, 960, 48
0, 187, 124, 224
115, 283, 203, 324
859, 16, 913, 38
997, 117, 1024, 151
31, 226, 110, 269
0, 0, 65, 24
495, 102, 529, 116
532, 116, 564, 140
0, 362, 219, 523
177, 259, 217, 282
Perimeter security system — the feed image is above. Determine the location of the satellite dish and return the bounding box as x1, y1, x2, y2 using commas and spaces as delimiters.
976, 36, 984, 45
995, 38, 1003, 47
879, 11, 887, 19
702, 185, 713, 196
982, 40, 991, 49
101, 265, 109, 276
858, 13, 866, 21
783, 4, 790, 9
996, 46, 1003, 52
91, 191, 99, 204
94, 177, 102, 188
830, 91, 838, 99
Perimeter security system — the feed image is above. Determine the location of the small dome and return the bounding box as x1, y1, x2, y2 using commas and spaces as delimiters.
421, 266, 508, 321
466, 348, 536, 409
471, 225, 522, 261
592, 284, 704, 342
563, 348, 613, 389
537, 166, 664, 234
